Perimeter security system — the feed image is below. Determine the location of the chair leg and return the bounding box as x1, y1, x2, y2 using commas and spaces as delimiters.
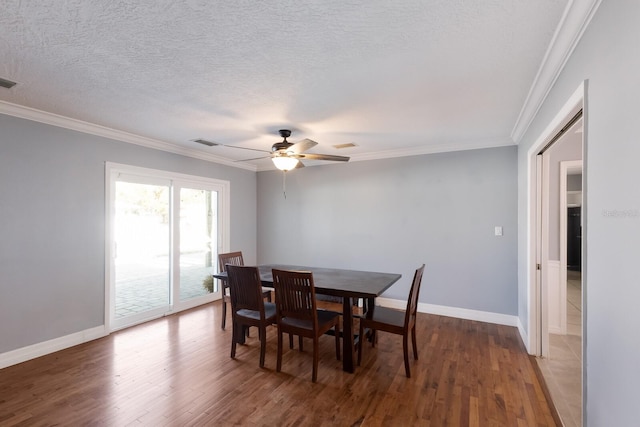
335, 322, 341, 361
403, 334, 411, 378
289, 333, 294, 349
299, 336, 304, 352
411, 325, 418, 360
230, 321, 237, 358
276, 328, 283, 373
221, 299, 227, 330
312, 337, 319, 383
259, 326, 266, 368
357, 321, 364, 366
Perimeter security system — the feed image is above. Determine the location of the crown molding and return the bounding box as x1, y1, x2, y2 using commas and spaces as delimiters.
511, 0, 602, 143
348, 137, 515, 163
0, 100, 257, 172
2, 99, 515, 172
254, 137, 515, 171
3, 99, 511, 173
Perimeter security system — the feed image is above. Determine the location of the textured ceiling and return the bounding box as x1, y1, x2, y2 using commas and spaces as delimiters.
0, 0, 569, 170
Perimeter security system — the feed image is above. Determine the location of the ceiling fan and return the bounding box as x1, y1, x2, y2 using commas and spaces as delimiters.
199, 129, 350, 171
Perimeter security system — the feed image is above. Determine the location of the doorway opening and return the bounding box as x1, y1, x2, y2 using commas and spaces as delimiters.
527, 83, 585, 427
538, 150, 583, 427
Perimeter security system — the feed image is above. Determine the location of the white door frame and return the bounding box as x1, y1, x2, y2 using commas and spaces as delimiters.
559, 160, 583, 335
540, 151, 551, 357
526, 82, 585, 355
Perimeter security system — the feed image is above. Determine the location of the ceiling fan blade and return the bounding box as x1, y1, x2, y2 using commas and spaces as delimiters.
235, 155, 271, 162
288, 138, 317, 154
295, 160, 305, 168
206, 142, 271, 154
295, 153, 350, 162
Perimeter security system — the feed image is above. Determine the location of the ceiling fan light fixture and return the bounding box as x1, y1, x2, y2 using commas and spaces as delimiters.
272, 155, 299, 171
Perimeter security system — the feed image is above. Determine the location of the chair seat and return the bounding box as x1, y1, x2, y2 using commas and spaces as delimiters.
280, 310, 340, 331
237, 302, 276, 321
369, 306, 405, 328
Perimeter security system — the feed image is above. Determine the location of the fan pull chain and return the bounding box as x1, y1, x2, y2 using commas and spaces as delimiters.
282, 171, 287, 199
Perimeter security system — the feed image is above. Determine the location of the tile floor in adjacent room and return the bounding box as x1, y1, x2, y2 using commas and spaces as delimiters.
537, 270, 582, 427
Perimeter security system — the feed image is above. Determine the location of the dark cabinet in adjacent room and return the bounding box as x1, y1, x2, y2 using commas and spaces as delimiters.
567, 206, 581, 271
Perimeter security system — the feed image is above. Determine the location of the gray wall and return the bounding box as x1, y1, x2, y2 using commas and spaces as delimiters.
567, 173, 582, 192
257, 146, 518, 315
0, 114, 257, 353
517, 1, 640, 424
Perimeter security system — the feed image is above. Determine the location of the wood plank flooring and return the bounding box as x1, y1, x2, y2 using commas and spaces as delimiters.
0, 302, 557, 426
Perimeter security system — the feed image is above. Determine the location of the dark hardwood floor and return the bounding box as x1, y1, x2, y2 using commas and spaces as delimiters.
0, 302, 557, 426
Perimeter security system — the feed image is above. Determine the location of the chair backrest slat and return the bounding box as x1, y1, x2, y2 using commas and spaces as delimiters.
218, 251, 244, 273
226, 264, 266, 319
272, 269, 318, 329
404, 264, 425, 329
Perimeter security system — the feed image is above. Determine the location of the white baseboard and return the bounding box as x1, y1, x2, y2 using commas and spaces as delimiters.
375, 297, 519, 327
0, 325, 107, 369
0, 300, 523, 369
517, 317, 531, 354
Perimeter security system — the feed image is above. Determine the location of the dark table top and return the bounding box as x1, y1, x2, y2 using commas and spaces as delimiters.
213, 264, 402, 299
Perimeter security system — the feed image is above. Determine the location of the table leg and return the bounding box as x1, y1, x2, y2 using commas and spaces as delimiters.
342, 297, 355, 373
366, 297, 376, 343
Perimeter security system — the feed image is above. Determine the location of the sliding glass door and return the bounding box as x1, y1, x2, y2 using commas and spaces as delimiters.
177, 186, 218, 302
114, 179, 171, 324
107, 164, 229, 331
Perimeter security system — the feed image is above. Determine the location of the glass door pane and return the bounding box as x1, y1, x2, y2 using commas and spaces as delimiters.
178, 188, 218, 301
114, 181, 171, 324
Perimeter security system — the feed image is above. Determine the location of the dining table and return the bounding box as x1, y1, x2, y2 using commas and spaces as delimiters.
213, 264, 401, 373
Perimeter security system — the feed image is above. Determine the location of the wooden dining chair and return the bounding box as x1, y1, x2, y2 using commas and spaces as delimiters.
226, 265, 277, 367
217, 251, 271, 330
357, 264, 425, 378
272, 269, 341, 383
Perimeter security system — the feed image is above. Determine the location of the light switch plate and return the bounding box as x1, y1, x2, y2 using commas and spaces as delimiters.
494, 226, 503, 236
